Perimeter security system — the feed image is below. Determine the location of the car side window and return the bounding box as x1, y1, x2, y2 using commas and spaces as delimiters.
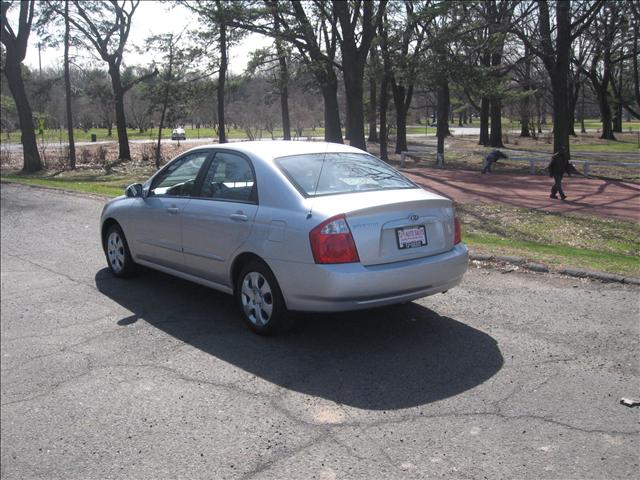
199, 152, 257, 203
150, 151, 209, 197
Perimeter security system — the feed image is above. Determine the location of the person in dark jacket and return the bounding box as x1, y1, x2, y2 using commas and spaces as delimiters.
547, 147, 571, 200
481, 149, 508, 173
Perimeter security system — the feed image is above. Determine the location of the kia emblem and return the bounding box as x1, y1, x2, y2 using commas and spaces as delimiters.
409, 214, 419, 222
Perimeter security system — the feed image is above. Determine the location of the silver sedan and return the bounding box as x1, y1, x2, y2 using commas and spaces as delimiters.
100, 141, 468, 334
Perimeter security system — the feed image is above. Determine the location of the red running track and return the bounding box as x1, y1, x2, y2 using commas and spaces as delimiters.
402, 168, 640, 222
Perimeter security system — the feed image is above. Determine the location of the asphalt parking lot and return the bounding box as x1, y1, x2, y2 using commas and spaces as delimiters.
1, 183, 638, 479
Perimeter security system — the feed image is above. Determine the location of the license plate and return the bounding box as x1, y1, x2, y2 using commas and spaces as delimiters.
396, 225, 427, 249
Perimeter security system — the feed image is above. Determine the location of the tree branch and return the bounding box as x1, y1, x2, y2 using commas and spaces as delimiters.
122, 68, 159, 93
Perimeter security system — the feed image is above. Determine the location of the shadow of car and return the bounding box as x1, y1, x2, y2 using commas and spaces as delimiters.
95, 267, 503, 410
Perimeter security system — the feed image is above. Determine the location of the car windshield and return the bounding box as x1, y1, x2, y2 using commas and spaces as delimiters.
276, 152, 417, 197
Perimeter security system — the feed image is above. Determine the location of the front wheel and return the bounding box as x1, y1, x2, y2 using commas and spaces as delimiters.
104, 223, 136, 278
236, 260, 292, 335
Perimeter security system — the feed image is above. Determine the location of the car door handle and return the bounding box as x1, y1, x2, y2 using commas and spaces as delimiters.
167, 206, 180, 214
229, 213, 248, 222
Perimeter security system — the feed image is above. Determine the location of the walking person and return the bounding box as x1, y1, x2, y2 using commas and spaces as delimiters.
481, 149, 508, 173
547, 147, 570, 200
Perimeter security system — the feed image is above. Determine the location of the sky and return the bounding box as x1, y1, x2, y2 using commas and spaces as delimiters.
10, 0, 271, 75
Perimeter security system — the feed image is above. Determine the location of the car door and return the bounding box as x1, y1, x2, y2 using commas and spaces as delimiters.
181, 151, 259, 285
128, 150, 211, 270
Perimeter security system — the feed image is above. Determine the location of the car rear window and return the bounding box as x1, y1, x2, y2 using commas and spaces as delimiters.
276, 152, 417, 197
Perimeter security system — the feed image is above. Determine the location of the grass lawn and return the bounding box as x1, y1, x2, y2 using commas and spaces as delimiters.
570, 139, 640, 153
1, 126, 326, 144
458, 203, 640, 277
0, 170, 150, 197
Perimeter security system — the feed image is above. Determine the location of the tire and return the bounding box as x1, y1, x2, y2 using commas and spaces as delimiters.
235, 260, 292, 335
104, 223, 137, 278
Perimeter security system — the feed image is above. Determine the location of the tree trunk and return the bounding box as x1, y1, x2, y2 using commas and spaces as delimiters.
276, 44, 291, 140
368, 73, 378, 142
436, 78, 449, 167
272, 12, 290, 141
535, 94, 543, 133
568, 80, 580, 136
567, 77, 578, 136
594, 85, 615, 140
156, 101, 168, 169
379, 73, 390, 161
550, 72, 570, 154
479, 97, 489, 145
320, 71, 343, 144
613, 60, 623, 132
343, 65, 366, 150
217, 18, 227, 143
156, 40, 174, 169
4, 51, 42, 172
580, 87, 587, 133
64, 0, 76, 170
107, 62, 131, 160
392, 81, 413, 154
520, 44, 532, 138
344, 102, 351, 140
440, 82, 452, 137
477, 48, 491, 145
489, 98, 503, 147
488, 34, 505, 147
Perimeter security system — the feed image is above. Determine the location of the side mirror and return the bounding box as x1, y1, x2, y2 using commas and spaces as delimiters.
125, 183, 144, 198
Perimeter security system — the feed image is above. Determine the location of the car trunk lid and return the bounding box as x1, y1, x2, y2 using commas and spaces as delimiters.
307, 189, 455, 266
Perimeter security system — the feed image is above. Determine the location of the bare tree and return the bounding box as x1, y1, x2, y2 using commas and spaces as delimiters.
580, 2, 623, 140
59, 1, 156, 159
227, 0, 344, 144
272, 5, 290, 140
1, 0, 43, 172
515, 0, 602, 157
185, 0, 250, 144
366, 44, 379, 143
377, 10, 392, 161
388, 0, 426, 154
63, 0, 75, 169
327, 0, 387, 150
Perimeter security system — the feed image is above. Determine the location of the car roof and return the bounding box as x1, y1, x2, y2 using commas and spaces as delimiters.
186, 140, 369, 162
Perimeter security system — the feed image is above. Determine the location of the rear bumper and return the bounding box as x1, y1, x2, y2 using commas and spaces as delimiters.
269, 243, 468, 312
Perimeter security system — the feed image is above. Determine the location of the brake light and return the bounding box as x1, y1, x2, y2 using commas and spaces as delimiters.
454, 215, 462, 244
309, 214, 360, 264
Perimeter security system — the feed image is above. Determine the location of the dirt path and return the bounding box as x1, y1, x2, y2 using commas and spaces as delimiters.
403, 167, 640, 222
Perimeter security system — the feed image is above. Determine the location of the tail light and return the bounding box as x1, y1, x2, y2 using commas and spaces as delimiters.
309, 214, 360, 264
454, 214, 462, 244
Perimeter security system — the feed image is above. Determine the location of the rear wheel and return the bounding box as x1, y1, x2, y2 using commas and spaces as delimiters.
236, 260, 291, 335
104, 223, 136, 278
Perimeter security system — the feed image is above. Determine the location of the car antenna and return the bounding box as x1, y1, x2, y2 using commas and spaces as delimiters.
306, 142, 329, 219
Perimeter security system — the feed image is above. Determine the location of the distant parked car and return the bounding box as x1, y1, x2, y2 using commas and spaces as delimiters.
100, 141, 468, 334
171, 127, 186, 140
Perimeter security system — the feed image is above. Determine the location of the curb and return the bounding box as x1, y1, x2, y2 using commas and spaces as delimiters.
470, 254, 640, 285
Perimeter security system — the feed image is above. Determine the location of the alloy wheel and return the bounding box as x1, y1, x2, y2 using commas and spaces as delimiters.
240, 271, 274, 326
107, 231, 126, 273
